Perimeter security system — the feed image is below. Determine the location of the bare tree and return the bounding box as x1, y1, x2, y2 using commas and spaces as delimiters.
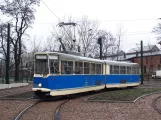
96, 30, 116, 59
152, 21, 161, 40
0, 0, 40, 81
50, 16, 117, 58
116, 25, 124, 60
0, 24, 7, 61
77, 16, 99, 57
43, 36, 58, 52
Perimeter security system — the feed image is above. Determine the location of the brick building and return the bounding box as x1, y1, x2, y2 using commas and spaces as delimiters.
126, 45, 160, 74
129, 54, 161, 74
105, 45, 161, 74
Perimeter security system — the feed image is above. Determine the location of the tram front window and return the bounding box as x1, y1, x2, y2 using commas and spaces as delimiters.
35, 59, 49, 75
50, 60, 59, 74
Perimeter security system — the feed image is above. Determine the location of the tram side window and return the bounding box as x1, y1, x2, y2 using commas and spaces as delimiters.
127, 67, 131, 74
96, 64, 102, 74
120, 66, 126, 74
61, 61, 73, 74
50, 60, 59, 74
137, 67, 140, 74
91, 63, 95, 74
132, 67, 137, 74
75, 61, 83, 74
84, 62, 90, 74
113, 66, 119, 74
110, 65, 114, 74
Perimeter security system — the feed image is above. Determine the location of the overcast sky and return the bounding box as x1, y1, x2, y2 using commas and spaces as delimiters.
27, 0, 161, 52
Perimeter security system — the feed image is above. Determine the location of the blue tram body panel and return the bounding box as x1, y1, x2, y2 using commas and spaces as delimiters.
33, 77, 48, 88
106, 75, 139, 84
33, 75, 105, 90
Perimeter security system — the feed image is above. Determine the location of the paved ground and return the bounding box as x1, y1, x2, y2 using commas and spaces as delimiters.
140, 78, 161, 85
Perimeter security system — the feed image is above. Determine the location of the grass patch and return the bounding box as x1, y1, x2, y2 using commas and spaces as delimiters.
87, 88, 161, 101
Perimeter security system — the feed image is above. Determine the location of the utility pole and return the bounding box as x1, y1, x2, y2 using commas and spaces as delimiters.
98, 37, 102, 60
140, 40, 144, 84
5, 23, 10, 84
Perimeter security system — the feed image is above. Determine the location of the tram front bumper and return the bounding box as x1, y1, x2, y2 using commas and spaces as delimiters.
32, 88, 51, 92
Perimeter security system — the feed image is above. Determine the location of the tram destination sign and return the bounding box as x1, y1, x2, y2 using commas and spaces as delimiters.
36, 55, 47, 59
49, 55, 58, 60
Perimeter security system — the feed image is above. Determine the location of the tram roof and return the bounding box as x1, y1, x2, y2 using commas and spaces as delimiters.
105, 60, 139, 66
35, 52, 104, 63
35, 52, 139, 66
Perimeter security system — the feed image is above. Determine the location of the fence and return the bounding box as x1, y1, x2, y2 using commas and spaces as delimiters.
0, 69, 33, 84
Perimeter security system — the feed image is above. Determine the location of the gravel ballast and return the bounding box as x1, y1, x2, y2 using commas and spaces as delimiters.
1, 85, 161, 120
60, 94, 161, 120
0, 100, 35, 120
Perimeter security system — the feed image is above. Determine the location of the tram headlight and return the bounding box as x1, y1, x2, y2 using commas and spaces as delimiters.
38, 83, 42, 87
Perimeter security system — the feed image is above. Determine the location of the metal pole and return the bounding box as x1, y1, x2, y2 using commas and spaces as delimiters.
100, 39, 102, 60
5, 23, 10, 84
98, 37, 102, 60
140, 40, 144, 84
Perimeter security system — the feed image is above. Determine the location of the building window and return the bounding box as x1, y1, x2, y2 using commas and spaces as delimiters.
149, 65, 153, 73
124, 53, 126, 59
158, 64, 161, 70
144, 66, 146, 73
136, 52, 138, 57
146, 56, 148, 64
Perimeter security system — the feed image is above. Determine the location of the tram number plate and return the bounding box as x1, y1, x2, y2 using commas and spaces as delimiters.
95, 80, 101, 85
120, 79, 126, 84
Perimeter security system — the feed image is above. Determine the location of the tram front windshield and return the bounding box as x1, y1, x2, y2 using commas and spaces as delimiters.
35, 55, 49, 75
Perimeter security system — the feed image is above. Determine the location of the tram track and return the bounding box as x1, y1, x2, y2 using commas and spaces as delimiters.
54, 100, 69, 120
14, 100, 42, 120
12, 96, 72, 120
152, 95, 161, 114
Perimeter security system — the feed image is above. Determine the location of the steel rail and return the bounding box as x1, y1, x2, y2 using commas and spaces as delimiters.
14, 100, 41, 120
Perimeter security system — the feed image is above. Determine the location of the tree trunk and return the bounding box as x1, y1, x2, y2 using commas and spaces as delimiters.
18, 39, 22, 81
14, 45, 19, 82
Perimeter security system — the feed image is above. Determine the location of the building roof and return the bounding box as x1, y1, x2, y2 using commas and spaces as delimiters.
126, 50, 161, 59
126, 45, 159, 54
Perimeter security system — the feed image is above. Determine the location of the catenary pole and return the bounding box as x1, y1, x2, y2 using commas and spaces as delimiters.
140, 40, 144, 84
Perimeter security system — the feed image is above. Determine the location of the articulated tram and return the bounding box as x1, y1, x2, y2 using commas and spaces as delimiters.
32, 52, 140, 98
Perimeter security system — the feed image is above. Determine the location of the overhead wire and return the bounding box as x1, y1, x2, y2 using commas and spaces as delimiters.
41, 0, 156, 41
40, 0, 61, 21
41, 0, 76, 43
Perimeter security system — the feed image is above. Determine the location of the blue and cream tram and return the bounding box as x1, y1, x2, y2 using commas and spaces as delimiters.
32, 52, 140, 98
